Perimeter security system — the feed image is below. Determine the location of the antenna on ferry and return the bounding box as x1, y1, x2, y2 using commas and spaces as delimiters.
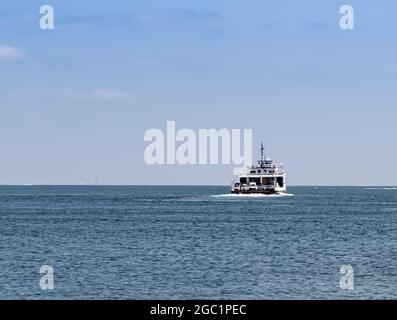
261, 142, 265, 162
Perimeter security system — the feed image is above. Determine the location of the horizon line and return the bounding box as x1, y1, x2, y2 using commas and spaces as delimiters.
0, 184, 396, 187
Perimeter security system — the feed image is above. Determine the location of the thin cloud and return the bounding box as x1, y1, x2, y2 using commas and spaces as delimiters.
8, 88, 133, 101
58, 13, 135, 30
0, 46, 25, 61
131, 59, 164, 69
373, 62, 397, 74
167, 9, 221, 22
302, 19, 333, 30
256, 19, 333, 31
93, 89, 132, 100
58, 9, 222, 30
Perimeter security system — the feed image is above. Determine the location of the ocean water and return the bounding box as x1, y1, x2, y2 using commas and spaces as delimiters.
0, 186, 395, 300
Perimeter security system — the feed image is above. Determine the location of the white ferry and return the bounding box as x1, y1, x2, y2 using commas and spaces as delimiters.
231, 143, 286, 194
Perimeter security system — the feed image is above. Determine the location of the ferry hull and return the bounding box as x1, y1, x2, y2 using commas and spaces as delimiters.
231, 189, 278, 195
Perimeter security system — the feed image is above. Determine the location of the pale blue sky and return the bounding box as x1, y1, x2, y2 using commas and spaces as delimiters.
1, 0, 396, 185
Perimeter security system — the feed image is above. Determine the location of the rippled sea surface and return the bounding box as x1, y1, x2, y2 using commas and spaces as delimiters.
0, 186, 396, 299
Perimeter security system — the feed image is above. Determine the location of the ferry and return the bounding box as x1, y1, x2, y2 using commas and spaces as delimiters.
231, 143, 286, 194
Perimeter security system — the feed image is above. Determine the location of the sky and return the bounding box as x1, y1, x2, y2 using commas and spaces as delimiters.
0, 0, 396, 185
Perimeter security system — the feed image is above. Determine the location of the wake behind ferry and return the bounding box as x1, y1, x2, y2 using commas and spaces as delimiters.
231, 143, 286, 194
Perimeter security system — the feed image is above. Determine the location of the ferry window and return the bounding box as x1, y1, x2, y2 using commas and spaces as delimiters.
250, 171, 256, 174
250, 178, 260, 184
277, 177, 284, 187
